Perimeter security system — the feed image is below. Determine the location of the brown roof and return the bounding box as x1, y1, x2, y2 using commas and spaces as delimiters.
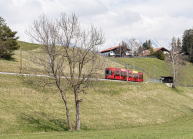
138, 47, 170, 57
153, 47, 169, 52
100, 46, 118, 53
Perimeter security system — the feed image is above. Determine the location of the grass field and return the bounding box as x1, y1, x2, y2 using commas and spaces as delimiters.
2, 118, 193, 139
1, 40, 193, 85
1, 41, 193, 138
110, 57, 193, 85
0, 74, 193, 138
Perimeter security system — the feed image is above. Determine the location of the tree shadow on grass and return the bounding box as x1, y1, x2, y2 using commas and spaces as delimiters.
1, 57, 17, 62
19, 111, 68, 132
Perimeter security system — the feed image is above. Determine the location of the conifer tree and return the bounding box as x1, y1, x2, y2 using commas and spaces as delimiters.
147, 39, 152, 49
142, 40, 148, 50
0, 17, 19, 59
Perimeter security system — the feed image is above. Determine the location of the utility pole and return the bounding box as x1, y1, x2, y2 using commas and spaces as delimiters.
154, 66, 156, 82
119, 43, 121, 57
127, 63, 128, 81
149, 67, 150, 79
103, 55, 105, 79
185, 75, 187, 87
96, 57, 98, 79
133, 61, 135, 71
49, 45, 51, 76
20, 42, 22, 74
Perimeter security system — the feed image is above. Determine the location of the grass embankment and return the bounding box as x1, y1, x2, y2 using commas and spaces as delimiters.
0, 74, 193, 138
0, 41, 125, 77
112, 57, 193, 85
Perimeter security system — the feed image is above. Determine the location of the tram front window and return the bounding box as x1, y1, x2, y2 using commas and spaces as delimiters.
106, 70, 113, 75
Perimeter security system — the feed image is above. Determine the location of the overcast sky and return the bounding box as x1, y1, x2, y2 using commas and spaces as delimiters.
1, 0, 193, 42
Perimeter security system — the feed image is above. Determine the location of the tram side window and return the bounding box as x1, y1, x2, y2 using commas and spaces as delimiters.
116, 71, 119, 76
133, 74, 138, 78
129, 73, 132, 77
139, 75, 142, 79
106, 70, 113, 75
121, 71, 126, 76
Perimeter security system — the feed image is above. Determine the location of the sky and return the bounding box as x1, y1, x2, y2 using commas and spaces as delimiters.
1, 0, 193, 42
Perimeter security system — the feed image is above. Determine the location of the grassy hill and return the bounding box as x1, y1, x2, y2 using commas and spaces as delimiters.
109, 57, 193, 86
1, 41, 193, 138
0, 73, 193, 136
1, 41, 193, 85
0, 41, 125, 78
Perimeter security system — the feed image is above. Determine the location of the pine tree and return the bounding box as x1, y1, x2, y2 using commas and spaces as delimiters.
142, 39, 152, 50
142, 40, 148, 50
147, 39, 152, 49
182, 29, 193, 54
0, 17, 19, 59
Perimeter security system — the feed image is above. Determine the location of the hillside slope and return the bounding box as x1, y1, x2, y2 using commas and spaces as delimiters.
0, 74, 193, 135
0, 41, 125, 78
110, 57, 193, 85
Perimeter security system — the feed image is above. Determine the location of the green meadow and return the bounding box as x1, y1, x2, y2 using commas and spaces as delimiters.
1, 41, 193, 138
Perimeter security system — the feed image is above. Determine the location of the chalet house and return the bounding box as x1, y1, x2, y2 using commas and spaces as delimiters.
99, 46, 131, 57
138, 47, 170, 57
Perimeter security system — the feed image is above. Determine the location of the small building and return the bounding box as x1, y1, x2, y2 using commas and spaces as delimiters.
160, 76, 173, 83
138, 47, 170, 57
99, 46, 131, 57
160, 76, 174, 87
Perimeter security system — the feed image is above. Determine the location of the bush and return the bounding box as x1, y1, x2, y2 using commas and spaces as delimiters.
152, 50, 165, 60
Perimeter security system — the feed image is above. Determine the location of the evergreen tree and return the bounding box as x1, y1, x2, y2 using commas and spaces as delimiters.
182, 29, 193, 54
147, 39, 152, 49
0, 17, 19, 59
142, 39, 152, 50
142, 40, 148, 50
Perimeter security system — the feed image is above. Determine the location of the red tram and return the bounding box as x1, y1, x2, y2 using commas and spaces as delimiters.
105, 67, 143, 82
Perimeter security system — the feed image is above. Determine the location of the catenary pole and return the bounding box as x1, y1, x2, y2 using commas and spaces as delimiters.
103, 55, 105, 79
20, 42, 22, 74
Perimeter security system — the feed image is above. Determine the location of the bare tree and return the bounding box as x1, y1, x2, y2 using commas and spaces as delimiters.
166, 37, 184, 84
127, 37, 140, 56
114, 41, 129, 57
26, 13, 105, 130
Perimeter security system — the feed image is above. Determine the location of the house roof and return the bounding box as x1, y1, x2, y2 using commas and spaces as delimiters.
100, 46, 119, 53
153, 47, 170, 52
138, 47, 170, 57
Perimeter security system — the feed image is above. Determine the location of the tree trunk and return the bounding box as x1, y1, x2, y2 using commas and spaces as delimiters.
62, 96, 72, 130
75, 94, 80, 130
